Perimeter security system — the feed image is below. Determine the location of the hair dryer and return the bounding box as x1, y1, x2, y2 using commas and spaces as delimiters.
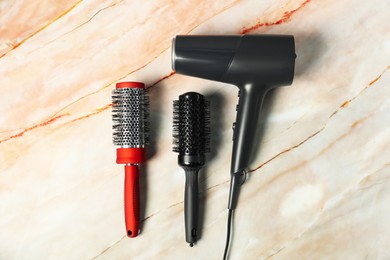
172, 35, 296, 210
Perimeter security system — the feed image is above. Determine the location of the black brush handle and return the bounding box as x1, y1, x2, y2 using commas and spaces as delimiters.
184, 168, 199, 245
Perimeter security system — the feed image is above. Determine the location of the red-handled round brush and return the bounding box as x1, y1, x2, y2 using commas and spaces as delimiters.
112, 82, 149, 238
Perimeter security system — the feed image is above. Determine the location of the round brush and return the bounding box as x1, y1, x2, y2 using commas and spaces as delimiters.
112, 81, 149, 238
173, 92, 210, 247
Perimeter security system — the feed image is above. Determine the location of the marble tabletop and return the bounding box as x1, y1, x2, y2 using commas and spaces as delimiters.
0, 0, 389, 259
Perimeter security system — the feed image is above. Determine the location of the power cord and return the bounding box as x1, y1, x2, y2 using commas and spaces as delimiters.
223, 209, 234, 260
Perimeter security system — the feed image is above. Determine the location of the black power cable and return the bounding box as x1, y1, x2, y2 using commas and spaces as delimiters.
223, 209, 234, 260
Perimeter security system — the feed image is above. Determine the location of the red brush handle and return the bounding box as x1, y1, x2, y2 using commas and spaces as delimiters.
124, 165, 140, 237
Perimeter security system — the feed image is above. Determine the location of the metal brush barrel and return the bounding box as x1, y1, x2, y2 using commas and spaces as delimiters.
112, 87, 149, 148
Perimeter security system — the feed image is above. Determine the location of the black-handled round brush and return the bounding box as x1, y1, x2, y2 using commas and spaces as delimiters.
173, 92, 210, 247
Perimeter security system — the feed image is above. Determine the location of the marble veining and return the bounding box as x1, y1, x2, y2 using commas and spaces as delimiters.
0, 0, 389, 259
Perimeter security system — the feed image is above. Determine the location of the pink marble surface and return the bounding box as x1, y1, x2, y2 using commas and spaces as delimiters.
0, 0, 389, 259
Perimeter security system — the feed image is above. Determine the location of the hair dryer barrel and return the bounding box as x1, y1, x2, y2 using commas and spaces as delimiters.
172, 35, 295, 86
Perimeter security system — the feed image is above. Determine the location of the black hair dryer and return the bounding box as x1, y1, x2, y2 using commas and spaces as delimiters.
172, 35, 296, 210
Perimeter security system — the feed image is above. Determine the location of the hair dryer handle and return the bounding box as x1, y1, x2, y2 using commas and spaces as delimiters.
228, 84, 268, 209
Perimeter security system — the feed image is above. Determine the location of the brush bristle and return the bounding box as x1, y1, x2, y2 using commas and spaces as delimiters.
173, 92, 210, 155
112, 88, 149, 147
